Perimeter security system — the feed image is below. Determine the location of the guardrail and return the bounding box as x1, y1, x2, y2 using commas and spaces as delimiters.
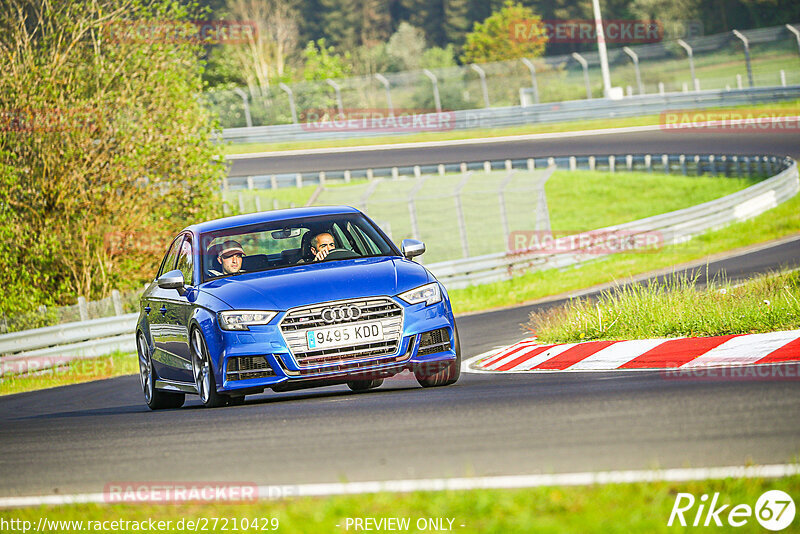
2, 153, 796, 375
220, 85, 800, 145
0, 314, 137, 377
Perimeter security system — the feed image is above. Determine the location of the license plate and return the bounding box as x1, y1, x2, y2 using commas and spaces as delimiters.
306, 322, 384, 350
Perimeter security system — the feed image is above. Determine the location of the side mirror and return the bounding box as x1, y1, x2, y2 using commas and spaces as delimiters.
158, 269, 186, 295
401, 239, 426, 260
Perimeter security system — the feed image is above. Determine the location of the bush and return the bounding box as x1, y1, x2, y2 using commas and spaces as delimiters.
0, 0, 226, 317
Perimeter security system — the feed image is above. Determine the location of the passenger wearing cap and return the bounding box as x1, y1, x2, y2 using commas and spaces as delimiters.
209, 240, 246, 276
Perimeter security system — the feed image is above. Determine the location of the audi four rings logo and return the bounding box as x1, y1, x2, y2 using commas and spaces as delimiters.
321, 305, 361, 323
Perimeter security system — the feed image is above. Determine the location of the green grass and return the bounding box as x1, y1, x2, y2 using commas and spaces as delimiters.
546, 171, 756, 232
2, 475, 797, 532
0, 351, 138, 396
222, 183, 319, 211
221, 99, 800, 155
449, 190, 800, 315
529, 270, 800, 344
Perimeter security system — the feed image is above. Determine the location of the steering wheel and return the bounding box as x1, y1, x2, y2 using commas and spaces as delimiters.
323, 248, 359, 260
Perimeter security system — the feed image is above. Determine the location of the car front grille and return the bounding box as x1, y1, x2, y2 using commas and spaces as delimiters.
279, 297, 404, 368
226, 355, 275, 381
418, 328, 451, 356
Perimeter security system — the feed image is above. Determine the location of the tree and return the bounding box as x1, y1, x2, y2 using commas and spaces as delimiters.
387, 22, 427, 71
0, 0, 226, 318
461, 0, 548, 64
217, 0, 300, 95
421, 45, 458, 69
630, 0, 701, 39
318, 0, 391, 50
302, 39, 352, 81
443, 0, 472, 50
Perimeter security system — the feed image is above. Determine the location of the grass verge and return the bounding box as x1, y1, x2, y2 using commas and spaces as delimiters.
449, 190, 800, 315
0, 351, 137, 396
2, 475, 796, 533
221, 99, 800, 155
529, 270, 800, 344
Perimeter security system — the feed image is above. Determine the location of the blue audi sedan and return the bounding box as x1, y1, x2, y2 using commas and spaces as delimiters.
136, 206, 460, 409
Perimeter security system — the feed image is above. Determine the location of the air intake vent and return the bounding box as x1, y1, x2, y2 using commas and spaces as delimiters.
226, 355, 275, 381
418, 328, 451, 356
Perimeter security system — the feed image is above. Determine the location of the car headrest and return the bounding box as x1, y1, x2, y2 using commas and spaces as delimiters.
281, 248, 302, 265
241, 254, 268, 271
300, 231, 315, 261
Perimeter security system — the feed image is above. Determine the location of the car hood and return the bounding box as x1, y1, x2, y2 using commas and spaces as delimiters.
199, 256, 432, 310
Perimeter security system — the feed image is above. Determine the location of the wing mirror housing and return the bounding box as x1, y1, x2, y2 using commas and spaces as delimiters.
401, 239, 426, 260
157, 269, 187, 295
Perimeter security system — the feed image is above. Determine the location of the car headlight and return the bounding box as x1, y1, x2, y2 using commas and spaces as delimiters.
218, 310, 278, 331
398, 283, 442, 306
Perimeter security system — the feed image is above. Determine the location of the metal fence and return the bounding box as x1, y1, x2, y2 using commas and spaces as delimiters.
310, 167, 553, 265
208, 23, 800, 131
221, 84, 800, 145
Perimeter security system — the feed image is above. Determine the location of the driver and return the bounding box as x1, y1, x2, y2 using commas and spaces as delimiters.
209, 240, 246, 275
310, 232, 336, 261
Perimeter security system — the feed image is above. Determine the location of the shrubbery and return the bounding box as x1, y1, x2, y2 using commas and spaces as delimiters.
0, 0, 226, 318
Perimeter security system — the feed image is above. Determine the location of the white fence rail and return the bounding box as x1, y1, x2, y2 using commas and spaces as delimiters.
221, 85, 800, 145
0, 314, 137, 377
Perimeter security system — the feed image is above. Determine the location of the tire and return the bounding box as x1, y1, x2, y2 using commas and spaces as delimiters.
347, 378, 384, 392
415, 325, 461, 388
190, 328, 228, 408
137, 332, 185, 410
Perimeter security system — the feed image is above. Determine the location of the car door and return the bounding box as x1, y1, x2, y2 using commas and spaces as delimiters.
163, 233, 197, 383
150, 234, 190, 382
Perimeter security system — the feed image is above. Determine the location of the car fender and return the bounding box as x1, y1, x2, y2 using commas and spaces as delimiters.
188, 307, 226, 389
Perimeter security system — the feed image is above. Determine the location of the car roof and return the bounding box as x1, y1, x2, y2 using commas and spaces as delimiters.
185, 205, 362, 235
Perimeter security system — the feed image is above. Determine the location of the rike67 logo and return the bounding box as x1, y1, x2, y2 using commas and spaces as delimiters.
668, 490, 795, 530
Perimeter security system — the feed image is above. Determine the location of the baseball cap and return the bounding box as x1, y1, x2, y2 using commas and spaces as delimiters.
218, 240, 245, 259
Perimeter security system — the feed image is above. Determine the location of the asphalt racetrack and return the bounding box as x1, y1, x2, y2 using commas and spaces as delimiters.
1, 128, 799, 499
0, 238, 798, 498
227, 128, 800, 176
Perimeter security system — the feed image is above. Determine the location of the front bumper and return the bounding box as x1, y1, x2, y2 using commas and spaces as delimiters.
215, 298, 456, 392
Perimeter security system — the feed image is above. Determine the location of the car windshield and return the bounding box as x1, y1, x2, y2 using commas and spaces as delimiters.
201, 213, 397, 282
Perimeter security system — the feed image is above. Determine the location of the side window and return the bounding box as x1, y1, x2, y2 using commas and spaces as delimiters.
157, 235, 183, 278
175, 235, 194, 285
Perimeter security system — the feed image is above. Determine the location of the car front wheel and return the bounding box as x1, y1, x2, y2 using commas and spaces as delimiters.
191, 328, 228, 408
137, 332, 184, 410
